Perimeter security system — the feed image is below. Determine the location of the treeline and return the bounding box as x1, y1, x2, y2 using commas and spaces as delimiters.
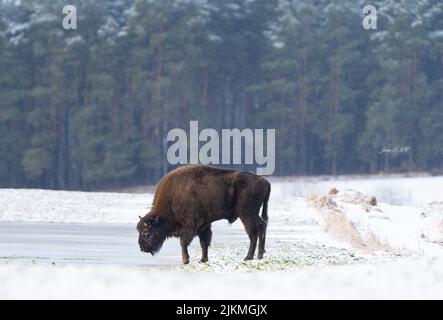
1, 0, 443, 190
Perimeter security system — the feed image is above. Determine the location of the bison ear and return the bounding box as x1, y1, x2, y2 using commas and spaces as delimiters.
153, 216, 165, 226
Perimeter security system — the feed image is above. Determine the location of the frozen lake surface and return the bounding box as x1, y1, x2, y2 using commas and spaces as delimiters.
0, 221, 295, 267
0, 222, 247, 267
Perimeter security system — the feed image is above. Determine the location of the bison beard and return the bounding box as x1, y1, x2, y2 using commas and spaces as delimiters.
137, 164, 271, 264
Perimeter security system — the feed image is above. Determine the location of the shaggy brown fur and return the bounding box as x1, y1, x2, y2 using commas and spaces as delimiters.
137, 165, 271, 264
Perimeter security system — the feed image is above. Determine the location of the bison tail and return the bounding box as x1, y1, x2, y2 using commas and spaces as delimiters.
261, 182, 271, 224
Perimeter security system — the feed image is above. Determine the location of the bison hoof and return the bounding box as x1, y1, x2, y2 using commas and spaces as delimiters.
257, 254, 264, 259
199, 258, 208, 263
244, 256, 254, 261
183, 258, 190, 265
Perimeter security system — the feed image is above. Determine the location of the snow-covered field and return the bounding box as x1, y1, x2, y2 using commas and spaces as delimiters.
1, 174, 443, 299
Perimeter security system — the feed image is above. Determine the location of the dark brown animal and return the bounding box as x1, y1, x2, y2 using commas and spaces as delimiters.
137, 164, 271, 264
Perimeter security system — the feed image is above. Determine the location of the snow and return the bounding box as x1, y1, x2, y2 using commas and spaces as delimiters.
65, 35, 85, 46
0, 189, 152, 224
269, 174, 443, 206
2, 258, 443, 299
307, 188, 443, 256
430, 30, 443, 39
98, 17, 120, 39
2, 175, 443, 256
1, 174, 443, 299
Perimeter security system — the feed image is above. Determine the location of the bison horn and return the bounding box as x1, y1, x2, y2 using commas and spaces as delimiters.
139, 216, 143, 220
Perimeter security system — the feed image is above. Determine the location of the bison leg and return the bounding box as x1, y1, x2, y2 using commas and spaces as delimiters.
246, 231, 258, 261
241, 217, 258, 261
257, 218, 267, 259
198, 225, 212, 263
180, 236, 192, 265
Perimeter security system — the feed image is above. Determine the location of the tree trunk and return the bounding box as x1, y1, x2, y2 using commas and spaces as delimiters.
203, 63, 209, 108
154, 26, 166, 176
298, 50, 309, 174
330, 42, 342, 175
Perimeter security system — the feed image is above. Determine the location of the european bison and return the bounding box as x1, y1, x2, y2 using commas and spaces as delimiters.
137, 164, 271, 264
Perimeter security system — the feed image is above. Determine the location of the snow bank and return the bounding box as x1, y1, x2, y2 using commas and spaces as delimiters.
2, 258, 443, 299
271, 175, 443, 206
421, 202, 443, 244
0, 189, 151, 224
307, 188, 443, 256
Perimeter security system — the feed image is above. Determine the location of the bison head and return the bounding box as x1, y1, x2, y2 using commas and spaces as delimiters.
137, 215, 168, 255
